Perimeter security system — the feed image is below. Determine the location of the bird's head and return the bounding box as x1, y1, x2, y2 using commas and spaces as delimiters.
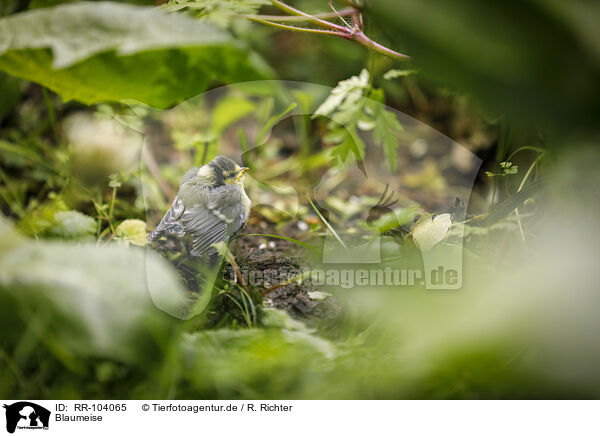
194, 155, 248, 187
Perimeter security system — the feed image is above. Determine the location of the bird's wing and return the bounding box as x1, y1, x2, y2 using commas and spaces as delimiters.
181, 201, 247, 256
148, 196, 186, 242
180, 206, 229, 256
148, 187, 249, 256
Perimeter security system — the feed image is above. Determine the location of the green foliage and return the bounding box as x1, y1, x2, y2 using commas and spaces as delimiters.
0, 218, 185, 390
0, 2, 270, 108
17, 194, 68, 237
0, 0, 598, 402
486, 161, 518, 177
373, 105, 404, 172
49, 210, 96, 240
314, 69, 370, 122
163, 0, 270, 28
212, 95, 256, 135
115, 219, 147, 247
315, 69, 404, 169
324, 125, 366, 167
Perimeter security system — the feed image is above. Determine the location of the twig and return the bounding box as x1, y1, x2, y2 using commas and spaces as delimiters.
259, 1, 409, 61
243, 8, 355, 22
248, 17, 348, 37
351, 31, 410, 59
261, 270, 311, 298
261, 277, 294, 298
270, 0, 348, 32
221, 245, 249, 294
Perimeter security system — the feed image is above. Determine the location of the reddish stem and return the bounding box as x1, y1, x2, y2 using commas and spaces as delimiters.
263, 1, 409, 61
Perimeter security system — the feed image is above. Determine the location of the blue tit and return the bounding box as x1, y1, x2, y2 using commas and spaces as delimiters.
148, 155, 250, 257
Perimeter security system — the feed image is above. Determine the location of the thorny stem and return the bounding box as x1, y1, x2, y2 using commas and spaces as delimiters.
253, 1, 409, 61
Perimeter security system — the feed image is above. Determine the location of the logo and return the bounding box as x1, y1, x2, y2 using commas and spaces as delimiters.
3, 402, 50, 434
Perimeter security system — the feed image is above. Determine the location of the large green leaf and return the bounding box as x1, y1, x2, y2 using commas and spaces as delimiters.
0, 2, 271, 108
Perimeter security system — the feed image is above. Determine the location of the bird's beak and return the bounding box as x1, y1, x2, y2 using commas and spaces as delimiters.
237, 167, 248, 181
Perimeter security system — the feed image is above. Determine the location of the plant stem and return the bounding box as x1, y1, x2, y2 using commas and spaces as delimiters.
248, 16, 348, 36
261, 274, 299, 297
244, 8, 355, 22
513, 153, 543, 243
352, 31, 410, 60
109, 185, 117, 219
517, 155, 543, 193
352, 31, 410, 59
270, 0, 348, 32
223, 248, 249, 294
259, 1, 409, 61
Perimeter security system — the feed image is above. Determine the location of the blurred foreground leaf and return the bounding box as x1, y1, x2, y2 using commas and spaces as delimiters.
0, 2, 270, 108
180, 326, 335, 397
0, 217, 185, 368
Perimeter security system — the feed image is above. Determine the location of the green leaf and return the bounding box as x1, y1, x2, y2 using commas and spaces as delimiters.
325, 125, 366, 169
17, 195, 68, 237
0, 2, 270, 108
313, 69, 369, 119
212, 95, 255, 134
256, 102, 297, 145
163, 0, 270, 28
49, 210, 96, 240
373, 109, 403, 171
115, 219, 148, 247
